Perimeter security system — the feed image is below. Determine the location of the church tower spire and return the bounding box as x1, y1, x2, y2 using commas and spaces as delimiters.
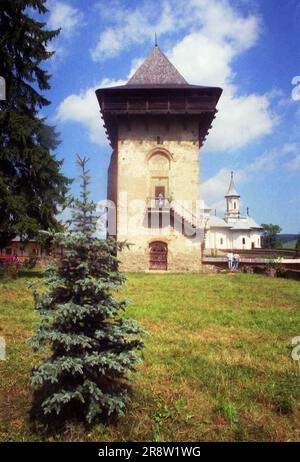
225, 172, 240, 219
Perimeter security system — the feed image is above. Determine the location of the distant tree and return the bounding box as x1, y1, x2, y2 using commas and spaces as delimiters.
295, 233, 300, 251
261, 224, 282, 249
0, 0, 71, 249
31, 156, 146, 427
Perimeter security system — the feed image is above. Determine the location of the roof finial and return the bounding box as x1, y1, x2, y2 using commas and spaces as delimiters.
231, 170, 234, 179
155, 32, 158, 47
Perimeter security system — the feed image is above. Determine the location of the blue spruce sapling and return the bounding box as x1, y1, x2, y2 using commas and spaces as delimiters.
31, 155, 145, 425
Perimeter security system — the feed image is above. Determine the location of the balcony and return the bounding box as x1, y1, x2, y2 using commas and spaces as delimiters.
146, 197, 171, 210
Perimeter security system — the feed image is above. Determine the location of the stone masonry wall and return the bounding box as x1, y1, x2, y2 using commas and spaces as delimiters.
111, 116, 203, 272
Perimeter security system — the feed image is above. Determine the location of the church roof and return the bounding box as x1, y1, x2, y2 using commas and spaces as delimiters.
127, 46, 187, 86
208, 216, 232, 228
208, 215, 263, 230
225, 172, 240, 197
234, 217, 263, 229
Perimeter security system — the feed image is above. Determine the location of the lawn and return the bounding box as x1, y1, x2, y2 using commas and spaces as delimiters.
0, 272, 299, 442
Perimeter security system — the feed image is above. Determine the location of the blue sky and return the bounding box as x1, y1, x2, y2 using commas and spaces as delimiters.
40, 0, 300, 233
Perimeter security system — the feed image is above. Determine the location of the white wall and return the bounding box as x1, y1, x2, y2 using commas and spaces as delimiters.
206, 228, 262, 250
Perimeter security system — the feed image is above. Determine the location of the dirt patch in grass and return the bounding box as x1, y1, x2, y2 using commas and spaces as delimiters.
0, 286, 33, 302
188, 326, 272, 342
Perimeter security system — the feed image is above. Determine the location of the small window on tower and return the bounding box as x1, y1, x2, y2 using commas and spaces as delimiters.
159, 211, 163, 229
242, 237, 246, 245
220, 238, 223, 245
157, 136, 161, 144
234, 201, 236, 209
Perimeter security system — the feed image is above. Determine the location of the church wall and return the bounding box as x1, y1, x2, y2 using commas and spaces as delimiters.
206, 228, 262, 250
206, 228, 230, 250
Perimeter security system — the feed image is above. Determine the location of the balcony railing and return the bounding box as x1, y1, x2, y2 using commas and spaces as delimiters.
146, 197, 171, 210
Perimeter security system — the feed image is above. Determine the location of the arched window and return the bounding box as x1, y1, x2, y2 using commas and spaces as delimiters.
148, 152, 170, 171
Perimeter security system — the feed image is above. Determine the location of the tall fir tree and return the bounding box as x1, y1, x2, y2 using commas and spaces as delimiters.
31, 156, 146, 426
0, 0, 71, 248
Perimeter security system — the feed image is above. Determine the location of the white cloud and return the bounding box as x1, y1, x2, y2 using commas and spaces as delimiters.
283, 143, 299, 155
90, 2, 174, 61
201, 167, 232, 211
287, 155, 300, 171
167, 5, 277, 152
58, 0, 277, 152
208, 93, 275, 151
56, 78, 126, 145
202, 142, 300, 209
47, 1, 84, 60
48, 1, 83, 37
91, 0, 259, 63
274, 142, 300, 173
89, 0, 276, 151
202, 165, 252, 212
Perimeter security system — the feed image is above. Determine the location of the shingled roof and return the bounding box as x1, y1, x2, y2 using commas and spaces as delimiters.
225, 172, 240, 197
95, 45, 223, 147
127, 45, 188, 86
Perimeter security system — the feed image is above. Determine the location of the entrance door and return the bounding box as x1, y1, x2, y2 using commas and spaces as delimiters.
149, 241, 168, 270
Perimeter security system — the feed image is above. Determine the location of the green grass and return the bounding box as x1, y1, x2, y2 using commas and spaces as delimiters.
0, 272, 299, 441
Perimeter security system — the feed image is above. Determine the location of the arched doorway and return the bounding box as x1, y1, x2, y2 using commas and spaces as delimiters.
149, 241, 168, 270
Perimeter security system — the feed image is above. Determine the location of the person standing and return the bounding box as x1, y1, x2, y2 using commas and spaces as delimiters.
157, 192, 164, 208
227, 251, 233, 270
233, 252, 240, 271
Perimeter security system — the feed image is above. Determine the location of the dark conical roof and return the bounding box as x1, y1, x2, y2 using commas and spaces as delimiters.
127, 46, 187, 85
225, 172, 240, 197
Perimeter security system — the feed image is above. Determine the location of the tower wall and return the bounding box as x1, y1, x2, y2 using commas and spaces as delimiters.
112, 117, 202, 272
226, 196, 240, 218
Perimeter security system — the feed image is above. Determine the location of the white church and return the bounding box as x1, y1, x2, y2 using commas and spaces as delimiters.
204, 172, 263, 251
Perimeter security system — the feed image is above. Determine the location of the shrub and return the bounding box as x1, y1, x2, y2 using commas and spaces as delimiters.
265, 258, 286, 278
23, 253, 37, 269
242, 266, 253, 274
3, 256, 22, 279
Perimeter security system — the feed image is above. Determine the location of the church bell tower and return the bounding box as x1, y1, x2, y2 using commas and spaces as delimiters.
225, 172, 241, 220
96, 45, 222, 271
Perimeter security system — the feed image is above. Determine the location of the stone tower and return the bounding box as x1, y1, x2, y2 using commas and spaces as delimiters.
96, 46, 222, 272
